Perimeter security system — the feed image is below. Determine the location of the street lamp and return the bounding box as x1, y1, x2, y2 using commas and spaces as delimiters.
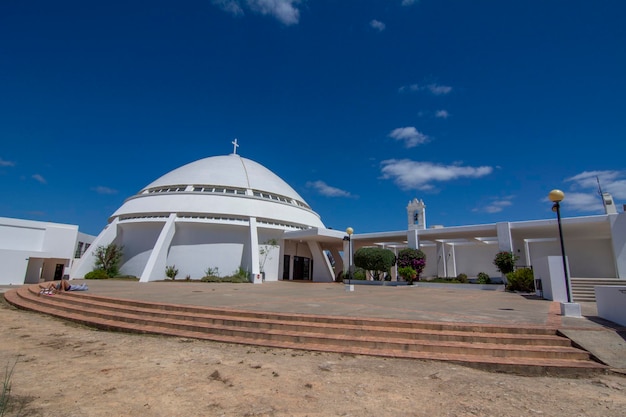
548, 189, 571, 303
345, 227, 354, 285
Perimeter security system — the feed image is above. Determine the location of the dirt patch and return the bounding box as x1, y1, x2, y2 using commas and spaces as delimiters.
1, 296, 625, 417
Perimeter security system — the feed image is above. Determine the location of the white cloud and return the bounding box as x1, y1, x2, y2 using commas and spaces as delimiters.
370, 19, 386, 32
401, 0, 418, 5
388, 127, 429, 148
92, 186, 118, 195
0, 157, 16, 167
473, 197, 514, 214
435, 110, 449, 119
306, 180, 353, 198
565, 170, 626, 200
213, 0, 302, 25
380, 160, 493, 191
556, 192, 604, 213
212, 0, 244, 16
559, 170, 626, 212
427, 83, 452, 95
398, 83, 420, 93
32, 174, 47, 184
398, 83, 452, 95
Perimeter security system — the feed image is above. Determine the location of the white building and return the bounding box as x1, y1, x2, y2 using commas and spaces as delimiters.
68, 150, 626, 284
0, 217, 95, 285
71, 151, 333, 283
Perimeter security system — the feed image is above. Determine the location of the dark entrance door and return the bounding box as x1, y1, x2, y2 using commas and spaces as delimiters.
283, 255, 290, 280
53, 264, 65, 281
293, 256, 312, 280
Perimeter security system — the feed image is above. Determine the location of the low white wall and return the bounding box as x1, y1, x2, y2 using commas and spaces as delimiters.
533, 256, 571, 302
595, 286, 626, 327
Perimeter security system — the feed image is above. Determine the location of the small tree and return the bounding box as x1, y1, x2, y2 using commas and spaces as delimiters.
397, 248, 427, 282
354, 247, 396, 281
93, 243, 124, 277
493, 251, 519, 274
165, 265, 178, 280
259, 239, 279, 273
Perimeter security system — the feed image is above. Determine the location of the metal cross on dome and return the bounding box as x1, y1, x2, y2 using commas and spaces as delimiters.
232, 138, 239, 155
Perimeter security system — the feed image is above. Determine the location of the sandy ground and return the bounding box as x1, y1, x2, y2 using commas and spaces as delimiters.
1, 296, 626, 417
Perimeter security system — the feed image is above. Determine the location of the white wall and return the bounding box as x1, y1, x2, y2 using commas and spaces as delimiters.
0, 217, 80, 285
118, 222, 163, 277
420, 246, 438, 278
610, 213, 626, 278
168, 222, 250, 279
453, 244, 500, 278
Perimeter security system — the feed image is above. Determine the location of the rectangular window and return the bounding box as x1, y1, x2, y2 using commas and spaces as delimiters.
74, 242, 84, 258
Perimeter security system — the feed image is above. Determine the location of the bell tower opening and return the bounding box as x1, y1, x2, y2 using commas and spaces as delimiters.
407, 198, 426, 230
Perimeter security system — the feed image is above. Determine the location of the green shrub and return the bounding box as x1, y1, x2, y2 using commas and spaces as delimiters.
204, 266, 220, 277
84, 269, 109, 280
165, 265, 179, 280
110, 275, 139, 281
506, 268, 534, 292
456, 273, 468, 283
493, 251, 519, 274
233, 266, 248, 280
200, 275, 249, 283
201, 266, 249, 283
398, 266, 417, 283
352, 267, 367, 280
476, 272, 491, 284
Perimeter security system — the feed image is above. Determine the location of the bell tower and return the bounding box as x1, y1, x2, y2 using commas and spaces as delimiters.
407, 198, 426, 230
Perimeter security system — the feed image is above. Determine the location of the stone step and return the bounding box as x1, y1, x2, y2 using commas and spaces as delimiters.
28, 285, 557, 336
5, 286, 607, 376
25, 287, 570, 347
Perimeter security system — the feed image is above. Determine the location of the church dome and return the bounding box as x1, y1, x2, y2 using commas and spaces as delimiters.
110, 154, 324, 229
143, 154, 305, 202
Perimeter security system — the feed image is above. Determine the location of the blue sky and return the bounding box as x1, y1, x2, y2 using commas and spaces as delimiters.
1, 0, 625, 236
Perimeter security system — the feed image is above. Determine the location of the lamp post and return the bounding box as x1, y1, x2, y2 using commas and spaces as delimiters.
345, 227, 354, 285
548, 189, 571, 303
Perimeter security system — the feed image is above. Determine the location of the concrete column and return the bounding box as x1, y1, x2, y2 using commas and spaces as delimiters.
496, 222, 513, 252
249, 217, 261, 283
140, 214, 177, 283
437, 242, 446, 277
407, 229, 420, 249
448, 244, 457, 278
342, 239, 350, 276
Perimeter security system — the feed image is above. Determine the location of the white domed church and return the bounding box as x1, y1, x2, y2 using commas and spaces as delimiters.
72, 147, 347, 283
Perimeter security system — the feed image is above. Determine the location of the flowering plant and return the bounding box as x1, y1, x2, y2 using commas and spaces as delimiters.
397, 248, 426, 283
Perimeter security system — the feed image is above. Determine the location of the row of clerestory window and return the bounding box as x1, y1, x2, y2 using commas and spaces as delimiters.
143, 184, 312, 211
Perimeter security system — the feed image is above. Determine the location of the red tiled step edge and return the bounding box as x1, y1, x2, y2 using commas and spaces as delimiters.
4, 286, 608, 376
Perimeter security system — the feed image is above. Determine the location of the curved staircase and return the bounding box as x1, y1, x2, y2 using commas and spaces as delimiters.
4, 285, 608, 376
